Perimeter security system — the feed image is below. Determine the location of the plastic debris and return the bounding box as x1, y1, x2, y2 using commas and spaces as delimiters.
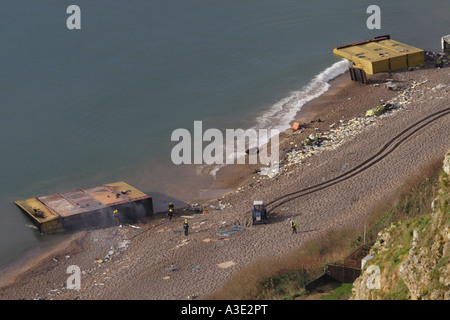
209, 203, 228, 210
384, 81, 398, 90
217, 261, 235, 269
365, 103, 392, 117
231, 225, 245, 231
305, 133, 319, 146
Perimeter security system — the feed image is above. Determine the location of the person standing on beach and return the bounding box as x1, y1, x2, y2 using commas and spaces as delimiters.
290, 220, 298, 234
168, 203, 175, 221
183, 219, 189, 236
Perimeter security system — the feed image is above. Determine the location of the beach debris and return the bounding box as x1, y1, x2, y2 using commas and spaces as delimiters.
176, 241, 188, 248
217, 230, 235, 237
305, 133, 320, 146
292, 122, 301, 131
167, 266, 178, 271
95, 246, 116, 264
105, 249, 114, 259
216, 224, 246, 237
163, 276, 171, 280
432, 84, 447, 91
365, 103, 393, 117
209, 203, 228, 210
191, 265, 201, 271
231, 225, 246, 231
128, 224, 142, 231
259, 165, 280, 179
117, 240, 130, 250
384, 81, 398, 91
434, 56, 449, 68
281, 77, 432, 179
93, 282, 105, 287
217, 261, 235, 269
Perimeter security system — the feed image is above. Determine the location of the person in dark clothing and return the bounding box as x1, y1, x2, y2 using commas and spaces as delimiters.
183, 219, 189, 236
168, 203, 175, 221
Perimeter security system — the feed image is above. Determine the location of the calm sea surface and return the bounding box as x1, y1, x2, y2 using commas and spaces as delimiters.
0, 0, 448, 269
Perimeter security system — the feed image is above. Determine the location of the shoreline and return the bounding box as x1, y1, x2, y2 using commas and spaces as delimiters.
0, 60, 448, 300
200, 70, 399, 200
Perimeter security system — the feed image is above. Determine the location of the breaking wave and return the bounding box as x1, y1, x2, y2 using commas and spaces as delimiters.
255, 59, 350, 132
206, 59, 350, 179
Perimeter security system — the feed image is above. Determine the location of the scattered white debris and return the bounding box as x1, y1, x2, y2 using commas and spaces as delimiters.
217, 261, 236, 269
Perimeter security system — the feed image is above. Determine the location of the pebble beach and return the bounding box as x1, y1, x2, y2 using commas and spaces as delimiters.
0, 59, 449, 300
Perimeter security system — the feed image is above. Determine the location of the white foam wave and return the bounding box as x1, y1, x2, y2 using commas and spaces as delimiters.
204, 59, 350, 179
255, 59, 350, 132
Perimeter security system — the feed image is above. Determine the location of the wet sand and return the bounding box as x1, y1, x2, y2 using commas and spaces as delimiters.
0, 61, 448, 300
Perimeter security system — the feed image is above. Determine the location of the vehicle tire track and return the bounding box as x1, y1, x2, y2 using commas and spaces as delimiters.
267, 107, 450, 212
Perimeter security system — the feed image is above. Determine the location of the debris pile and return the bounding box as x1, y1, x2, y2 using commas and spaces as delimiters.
283, 79, 432, 170
216, 224, 246, 237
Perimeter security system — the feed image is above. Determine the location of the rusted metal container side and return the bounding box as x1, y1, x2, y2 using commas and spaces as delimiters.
14, 197, 64, 233
15, 182, 153, 234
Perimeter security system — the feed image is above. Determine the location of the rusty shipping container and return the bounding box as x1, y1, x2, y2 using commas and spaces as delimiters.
15, 182, 153, 234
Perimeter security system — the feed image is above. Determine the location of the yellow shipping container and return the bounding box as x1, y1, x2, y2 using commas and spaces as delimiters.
333, 36, 425, 75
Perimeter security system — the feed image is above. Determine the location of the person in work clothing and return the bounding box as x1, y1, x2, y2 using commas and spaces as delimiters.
168, 203, 174, 221
183, 219, 189, 236
290, 220, 298, 234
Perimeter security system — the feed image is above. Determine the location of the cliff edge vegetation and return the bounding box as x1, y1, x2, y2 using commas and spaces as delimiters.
352, 149, 450, 300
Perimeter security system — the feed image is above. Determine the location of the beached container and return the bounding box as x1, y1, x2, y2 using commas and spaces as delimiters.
333, 35, 425, 74
442, 35, 450, 53
15, 181, 153, 234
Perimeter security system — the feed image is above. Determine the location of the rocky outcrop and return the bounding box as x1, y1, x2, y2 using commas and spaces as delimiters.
352, 150, 450, 300
444, 149, 450, 175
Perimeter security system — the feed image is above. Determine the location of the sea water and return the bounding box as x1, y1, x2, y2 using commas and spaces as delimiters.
0, 0, 448, 270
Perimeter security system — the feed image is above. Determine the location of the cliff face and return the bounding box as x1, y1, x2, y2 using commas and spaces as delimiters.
352, 150, 450, 300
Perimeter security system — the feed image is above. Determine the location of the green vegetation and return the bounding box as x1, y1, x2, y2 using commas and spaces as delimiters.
357, 163, 448, 300
384, 278, 409, 300
321, 283, 353, 300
